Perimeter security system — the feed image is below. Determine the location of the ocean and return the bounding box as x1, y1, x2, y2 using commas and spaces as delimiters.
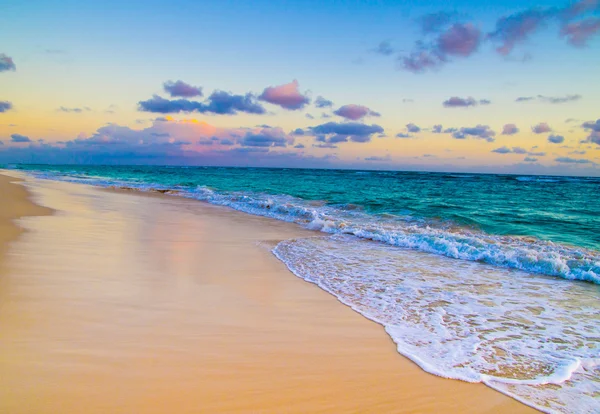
8, 164, 600, 414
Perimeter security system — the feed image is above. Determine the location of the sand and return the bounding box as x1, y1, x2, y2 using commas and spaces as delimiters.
0, 171, 538, 413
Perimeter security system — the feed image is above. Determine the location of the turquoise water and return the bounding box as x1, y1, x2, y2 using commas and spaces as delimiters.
9, 164, 600, 283
8, 164, 600, 413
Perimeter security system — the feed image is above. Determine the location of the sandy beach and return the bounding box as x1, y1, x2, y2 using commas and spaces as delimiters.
0, 171, 537, 413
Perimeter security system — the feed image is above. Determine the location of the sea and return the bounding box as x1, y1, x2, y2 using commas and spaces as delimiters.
7, 164, 600, 414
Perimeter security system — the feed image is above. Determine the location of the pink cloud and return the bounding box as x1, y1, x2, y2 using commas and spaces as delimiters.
333, 104, 380, 120
259, 80, 310, 110
438, 23, 482, 56
561, 18, 600, 46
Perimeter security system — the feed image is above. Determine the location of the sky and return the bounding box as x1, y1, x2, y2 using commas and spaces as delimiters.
1, 0, 600, 175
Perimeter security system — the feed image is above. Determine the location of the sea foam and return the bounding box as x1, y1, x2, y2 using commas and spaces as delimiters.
273, 235, 600, 414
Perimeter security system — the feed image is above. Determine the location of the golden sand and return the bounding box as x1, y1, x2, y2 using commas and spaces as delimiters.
0, 172, 537, 413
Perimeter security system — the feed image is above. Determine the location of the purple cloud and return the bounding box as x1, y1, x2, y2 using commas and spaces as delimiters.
396, 133, 412, 138
333, 104, 380, 120
372, 40, 394, 56
0, 54, 16, 72
0, 101, 13, 113
555, 156, 592, 164
163, 80, 203, 98
432, 124, 443, 133
488, 9, 552, 55
138, 92, 266, 115
517, 94, 582, 104
314, 96, 333, 108
582, 119, 600, 145
364, 155, 391, 162
492, 146, 513, 154
259, 80, 310, 110
452, 125, 496, 142
582, 119, 600, 132
437, 23, 482, 56
419, 11, 456, 33
532, 122, 552, 134
400, 50, 445, 73
502, 124, 520, 135
11, 134, 31, 143
58, 106, 91, 113
548, 134, 565, 143
239, 127, 294, 148
406, 123, 421, 133
524, 157, 538, 162
492, 146, 541, 155
561, 18, 600, 46
443, 97, 490, 107
311, 122, 384, 143
560, 0, 600, 21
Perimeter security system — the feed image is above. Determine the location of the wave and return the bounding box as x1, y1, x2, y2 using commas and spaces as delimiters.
273, 235, 599, 414
23, 169, 600, 284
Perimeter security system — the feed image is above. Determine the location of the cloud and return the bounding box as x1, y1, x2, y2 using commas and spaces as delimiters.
443, 96, 490, 107
488, 9, 552, 55
492, 146, 540, 155
400, 50, 445, 73
372, 40, 394, 56
406, 123, 421, 133
292, 128, 305, 136
437, 23, 482, 56
516, 94, 582, 103
0, 54, 16, 72
488, 1, 600, 55
259, 80, 310, 110
163, 80, 203, 98
582, 119, 600, 132
333, 104, 380, 120
11, 134, 31, 143
238, 127, 294, 148
138, 92, 266, 115
492, 146, 512, 154
432, 124, 443, 133
314, 96, 333, 108
561, 17, 600, 45
419, 11, 457, 33
396, 133, 413, 138
453, 125, 496, 142
401, 23, 481, 73
548, 134, 565, 143
58, 106, 91, 113
364, 155, 391, 162
310, 122, 384, 143
581, 119, 600, 145
532, 122, 552, 134
294, 143, 305, 149
524, 157, 538, 162
0, 101, 12, 113
502, 124, 520, 135
555, 156, 592, 164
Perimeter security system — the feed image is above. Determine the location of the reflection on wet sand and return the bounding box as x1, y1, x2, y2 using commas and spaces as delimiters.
0, 174, 536, 413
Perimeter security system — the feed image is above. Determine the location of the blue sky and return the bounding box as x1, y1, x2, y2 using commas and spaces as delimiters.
1, 0, 599, 175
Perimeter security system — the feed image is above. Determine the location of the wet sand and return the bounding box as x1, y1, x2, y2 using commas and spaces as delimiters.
0, 171, 537, 413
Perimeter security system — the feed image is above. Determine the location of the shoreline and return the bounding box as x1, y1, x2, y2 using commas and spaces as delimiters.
0, 172, 537, 413
0, 174, 53, 274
